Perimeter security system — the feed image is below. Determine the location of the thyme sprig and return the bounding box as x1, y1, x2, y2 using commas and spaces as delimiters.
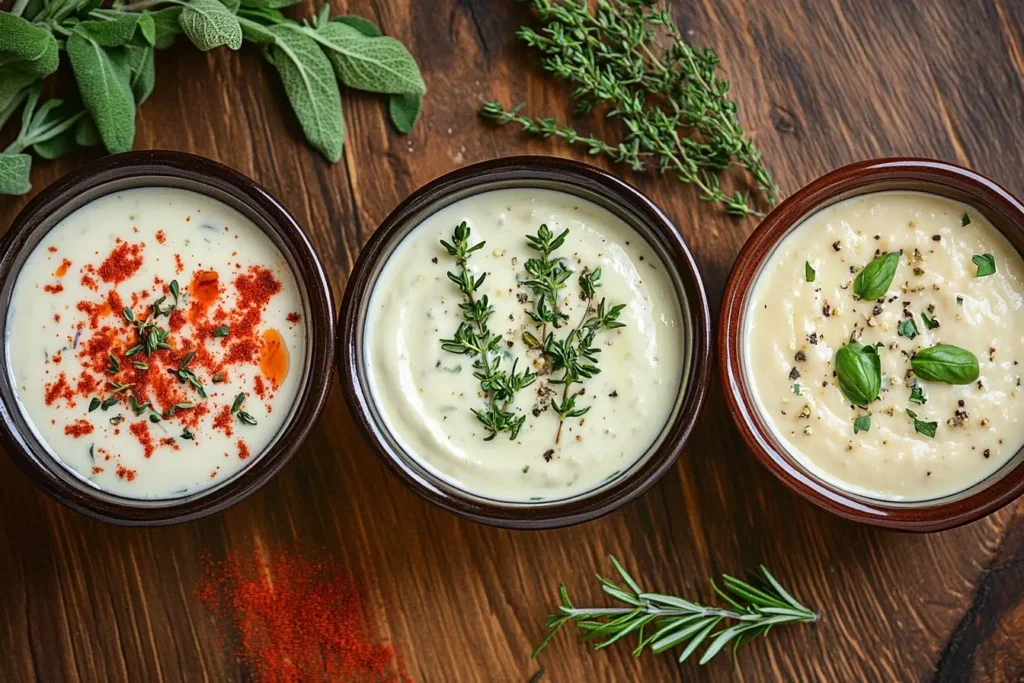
545, 268, 624, 442
440, 222, 536, 441
534, 556, 818, 665
523, 223, 572, 338
481, 0, 776, 217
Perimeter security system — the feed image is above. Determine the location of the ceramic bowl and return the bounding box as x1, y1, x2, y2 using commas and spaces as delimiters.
720, 158, 1024, 531
338, 156, 711, 529
0, 151, 334, 525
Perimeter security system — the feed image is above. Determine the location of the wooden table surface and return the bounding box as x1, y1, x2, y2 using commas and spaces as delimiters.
3, 0, 1024, 681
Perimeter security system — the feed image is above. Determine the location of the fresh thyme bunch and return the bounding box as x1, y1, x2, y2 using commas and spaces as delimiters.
545, 268, 624, 442
440, 222, 536, 441
481, 0, 776, 217
522, 223, 572, 337
535, 556, 818, 665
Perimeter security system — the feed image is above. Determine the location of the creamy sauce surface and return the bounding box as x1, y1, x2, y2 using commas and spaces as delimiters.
746, 191, 1024, 501
6, 188, 306, 498
365, 188, 684, 501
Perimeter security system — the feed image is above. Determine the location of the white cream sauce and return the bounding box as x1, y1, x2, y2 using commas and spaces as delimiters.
6, 187, 306, 499
746, 191, 1024, 501
365, 188, 684, 501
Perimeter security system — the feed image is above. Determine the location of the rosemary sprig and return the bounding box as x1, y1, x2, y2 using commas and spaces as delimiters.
535, 556, 817, 665
546, 268, 624, 442
440, 222, 536, 440
481, 0, 776, 217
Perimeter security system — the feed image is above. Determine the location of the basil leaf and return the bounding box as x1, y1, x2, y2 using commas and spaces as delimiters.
921, 312, 939, 330
389, 92, 421, 133
961, 213, 971, 227
897, 317, 918, 339
126, 45, 155, 105
0, 153, 32, 196
312, 23, 426, 95
67, 30, 136, 153
265, 25, 345, 162
834, 341, 881, 407
804, 261, 815, 283
909, 384, 926, 405
75, 16, 142, 47
853, 252, 899, 301
972, 253, 996, 277
180, 0, 243, 51
0, 14, 60, 77
906, 409, 937, 438
150, 7, 184, 50
853, 415, 871, 434
911, 344, 979, 385
333, 15, 382, 37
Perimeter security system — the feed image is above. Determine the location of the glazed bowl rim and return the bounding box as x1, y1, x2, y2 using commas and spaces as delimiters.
338, 155, 712, 529
719, 157, 1024, 532
0, 150, 335, 526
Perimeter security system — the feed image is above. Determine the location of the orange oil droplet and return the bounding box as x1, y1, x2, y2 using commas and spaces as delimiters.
54, 259, 71, 277
190, 270, 220, 307
259, 328, 289, 388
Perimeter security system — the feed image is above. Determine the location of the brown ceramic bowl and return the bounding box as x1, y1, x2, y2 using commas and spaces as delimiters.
339, 156, 711, 529
721, 158, 1024, 532
0, 151, 334, 525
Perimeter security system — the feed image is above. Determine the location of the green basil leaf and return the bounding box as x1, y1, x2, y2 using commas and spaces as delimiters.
834, 341, 881, 407
265, 25, 345, 162
239, 0, 300, 8
804, 261, 815, 283
972, 253, 996, 277
853, 252, 899, 301
897, 317, 918, 339
961, 213, 971, 227
906, 409, 937, 438
312, 22, 426, 95
389, 92, 421, 133
75, 16, 141, 47
0, 13, 60, 77
75, 116, 102, 147
150, 7, 184, 50
0, 153, 32, 196
126, 45, 155, 105
333, 15, 382, 37
911, 345, 979, 385
853, 415, 871, 434
67, 31, 136, 153
180, 0, 243, 51
909, 384, 926, 405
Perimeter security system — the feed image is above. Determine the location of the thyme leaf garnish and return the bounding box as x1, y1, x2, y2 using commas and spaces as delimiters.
439, 222, 536, 441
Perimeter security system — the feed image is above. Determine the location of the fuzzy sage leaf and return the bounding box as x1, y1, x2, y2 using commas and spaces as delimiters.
67, 30, 136, 153
834, 341, 881, 407
389, 92, 422, 134
0, 154, 32, 195
312, 22, 426, 95
911, 345, 979, 385
180, 0, 243, 52
853, 252, 899, 301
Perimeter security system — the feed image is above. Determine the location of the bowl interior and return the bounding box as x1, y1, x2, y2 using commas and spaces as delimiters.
723, 159, 1024, 529
0, 153, 332, 524
342, 159, 710, 528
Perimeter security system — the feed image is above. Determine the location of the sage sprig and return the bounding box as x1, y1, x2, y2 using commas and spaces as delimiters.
534, 556, 817, 666
0, 0, 426, 195
834, 341, 881, 407
911, 345, 979, 385
481, 0, 775, 217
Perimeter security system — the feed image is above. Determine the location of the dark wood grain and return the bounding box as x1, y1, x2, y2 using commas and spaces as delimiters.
2, 0, 1023, 681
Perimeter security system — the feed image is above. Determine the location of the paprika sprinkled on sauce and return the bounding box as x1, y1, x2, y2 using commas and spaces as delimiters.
6, 188, 306, 498
197, 548, 410, 683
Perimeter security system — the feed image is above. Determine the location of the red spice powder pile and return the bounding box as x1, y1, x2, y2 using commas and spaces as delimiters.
197, 551, 409, 683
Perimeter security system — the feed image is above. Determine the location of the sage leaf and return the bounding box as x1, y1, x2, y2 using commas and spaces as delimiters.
137, 13, 157, 46
334, 15, 382, 37
265, 25, 345, 162
28, 99, 87, 159
239, 0, 300, 8
911, 345, 979, 385
972, 253, 996, 277
804, 261, 815, 283
238, 17, 276, 44
219, 0, 242, 13
312, 23, 426, 95
0, 153, 32, 196
834, 341, 881, 407
75, 116, 102, 147
853, 415, 870, 434
0, 72, 38, 118
0, 13, 60, 77
389, 92, 421, 133
906, 409, 937, 438
180, 0, 243, 52
853, 252, 899, 301
127, 45, 156, 104
75, 16, 142, 47
67, 31, 136, 153
150, 7, 184, 50
33, 128, 78, 160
